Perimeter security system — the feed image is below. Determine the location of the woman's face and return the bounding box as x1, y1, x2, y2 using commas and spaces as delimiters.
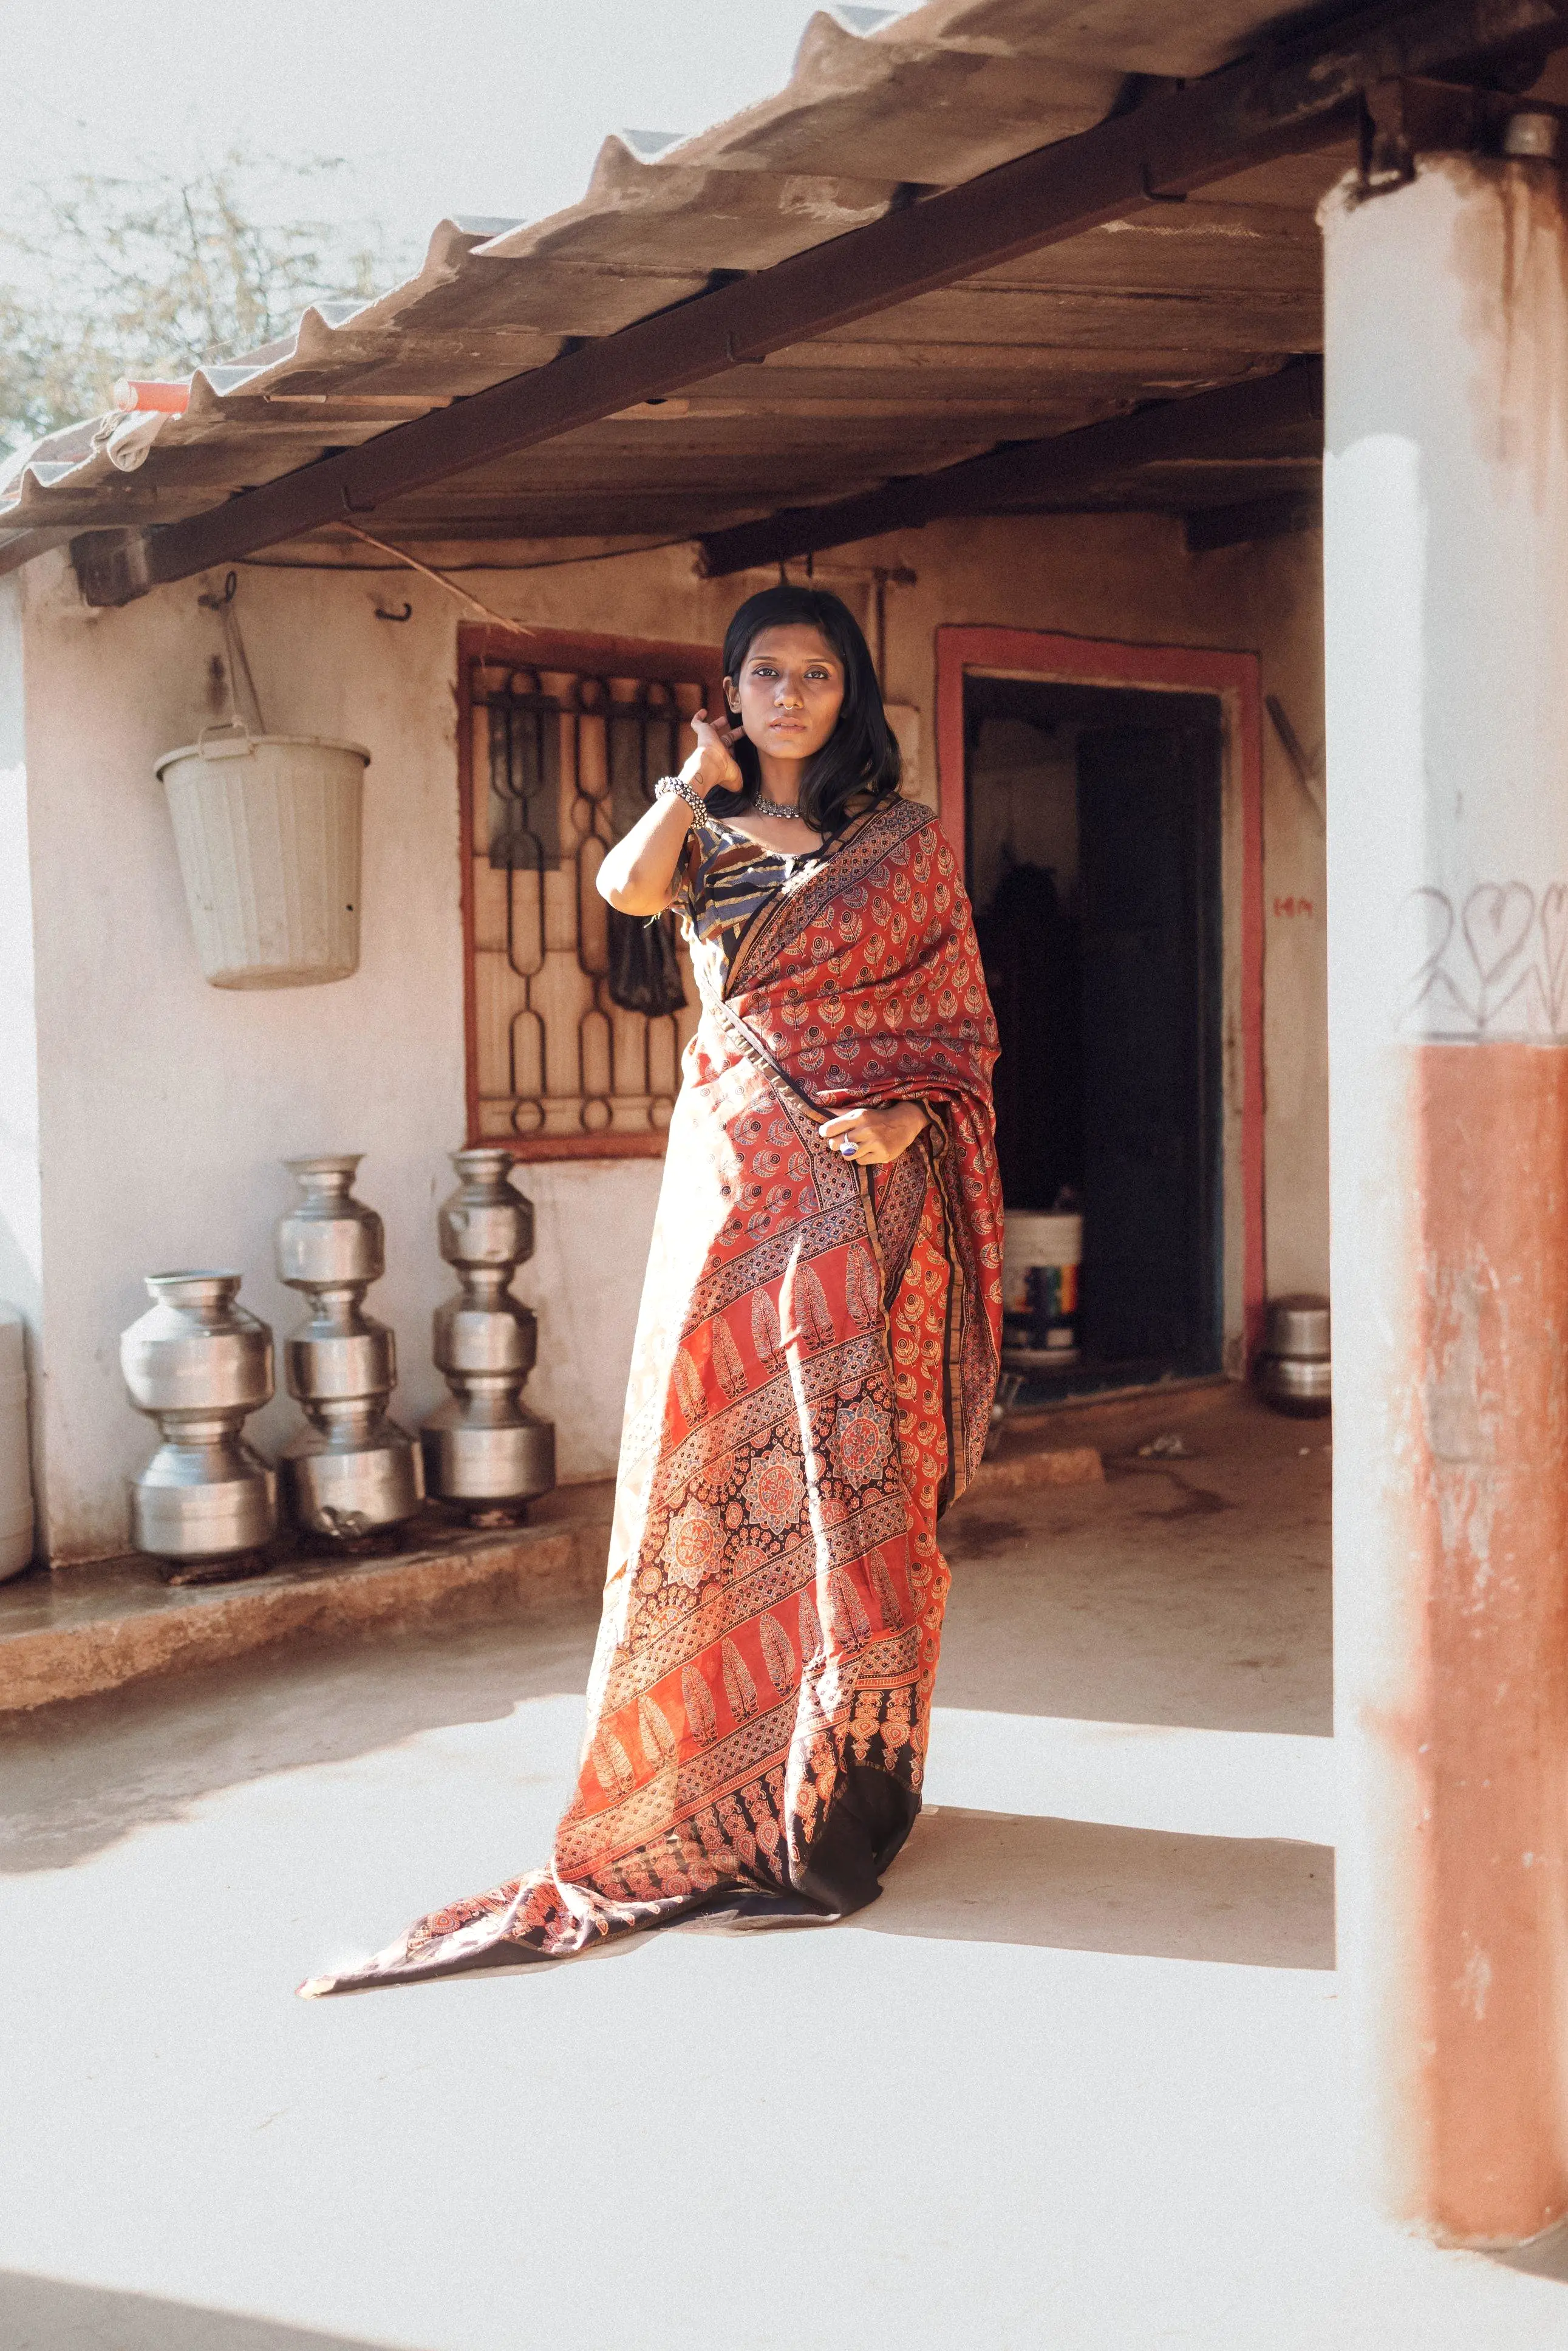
726, 624, 845, 765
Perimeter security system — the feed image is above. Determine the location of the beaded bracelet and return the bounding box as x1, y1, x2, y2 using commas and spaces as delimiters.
654, 773, 709, 820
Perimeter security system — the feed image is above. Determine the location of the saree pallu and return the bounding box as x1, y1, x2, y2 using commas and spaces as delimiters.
305, 799, 1001, 1991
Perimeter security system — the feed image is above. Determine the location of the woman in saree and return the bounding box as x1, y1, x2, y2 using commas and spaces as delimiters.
301, 585, 1001, 1993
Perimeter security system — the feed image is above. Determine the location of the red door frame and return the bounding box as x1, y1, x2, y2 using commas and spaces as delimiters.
935, 624, 1266, 1363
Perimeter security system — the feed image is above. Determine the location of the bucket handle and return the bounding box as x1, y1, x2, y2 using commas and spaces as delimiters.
196, 719, 255, 762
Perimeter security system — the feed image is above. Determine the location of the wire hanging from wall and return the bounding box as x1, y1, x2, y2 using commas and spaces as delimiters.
196, 570, 267, 732
335, 523, 535, 636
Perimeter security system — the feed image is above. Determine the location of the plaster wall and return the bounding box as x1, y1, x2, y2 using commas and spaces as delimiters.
13, 508, 1324, 1561
0, 578, 42, 1325
16, 556, 661, 1560
0, 574, 44, 1552
405, 508, 1325, 1295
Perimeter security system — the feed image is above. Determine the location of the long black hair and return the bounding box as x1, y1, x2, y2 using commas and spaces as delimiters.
704, 584, 901, 835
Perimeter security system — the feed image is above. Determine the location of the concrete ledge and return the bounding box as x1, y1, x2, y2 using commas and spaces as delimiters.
0, 1503, 613, 1715
972, 1445, 1104, 1492
0, 1415, 1110, 1717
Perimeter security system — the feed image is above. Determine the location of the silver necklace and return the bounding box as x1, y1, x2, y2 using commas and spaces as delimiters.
754, 794, 811, 824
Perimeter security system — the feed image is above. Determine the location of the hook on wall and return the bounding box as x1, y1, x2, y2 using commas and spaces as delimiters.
374, 600, 413, 623
196, 569, 239, 612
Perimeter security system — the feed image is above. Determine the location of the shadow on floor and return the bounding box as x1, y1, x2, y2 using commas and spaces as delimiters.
0, 1607, 598, 1876
1494, 2219, 1568, 2281
938, 1478, 1332, 1738
3, 1383, 1330, 1874
0, 2270, 403, 2350
864, 1805, 1336, 1970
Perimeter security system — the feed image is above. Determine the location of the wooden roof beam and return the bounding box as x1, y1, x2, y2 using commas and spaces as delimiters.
697, 359, 1324, 573
73, 0, 1564, 606
1185, 488, 1323, 552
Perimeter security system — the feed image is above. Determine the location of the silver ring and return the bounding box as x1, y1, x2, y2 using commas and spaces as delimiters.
838, 1137, 857, 1157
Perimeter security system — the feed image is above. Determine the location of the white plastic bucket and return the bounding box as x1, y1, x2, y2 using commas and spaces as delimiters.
1001, 1210, 1083, 1356
156, 724, 369, 989
0, 1306, 34, 1580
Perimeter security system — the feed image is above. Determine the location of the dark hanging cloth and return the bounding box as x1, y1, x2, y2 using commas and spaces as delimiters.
605, 907, 688, 1017
975, 861, 1082, 1210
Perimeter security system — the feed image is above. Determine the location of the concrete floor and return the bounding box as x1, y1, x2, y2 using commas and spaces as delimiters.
2, 1386, 1566, 2350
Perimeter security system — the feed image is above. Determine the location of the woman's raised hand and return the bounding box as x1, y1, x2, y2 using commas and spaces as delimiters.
599, 707, 740, 914
683, 708, 745, 802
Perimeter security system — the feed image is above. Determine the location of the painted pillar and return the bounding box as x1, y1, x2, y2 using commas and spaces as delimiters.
1324, 151, 1568, 2244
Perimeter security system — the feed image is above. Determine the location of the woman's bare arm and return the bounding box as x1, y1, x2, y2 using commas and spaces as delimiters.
595, 793, 698, 917
596, 711, 743, 916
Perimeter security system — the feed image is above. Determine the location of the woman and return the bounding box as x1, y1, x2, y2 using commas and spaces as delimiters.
301, 585, 1001, 1993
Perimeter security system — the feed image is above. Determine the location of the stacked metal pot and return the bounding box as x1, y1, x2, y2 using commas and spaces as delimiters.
1254, 1293, 1332, 1418
421, 1148, 556, 1518
119, 1150, 555, 1578
274, 1155, 424, 1541
120, 1272, 278, 1582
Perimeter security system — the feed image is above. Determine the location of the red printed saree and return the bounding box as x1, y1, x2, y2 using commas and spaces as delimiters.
305, 797, 1001, 1990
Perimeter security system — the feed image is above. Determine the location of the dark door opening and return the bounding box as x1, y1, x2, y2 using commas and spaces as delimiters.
967, 674, 1224, 1397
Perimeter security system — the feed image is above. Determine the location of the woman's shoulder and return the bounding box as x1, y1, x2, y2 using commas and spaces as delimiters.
683, 813, 728, 857
675, 813, 790, 920
684, 811, 785, 871
821, 796, 966, 910
673, 816, 729, 903
840, 791, 943, 858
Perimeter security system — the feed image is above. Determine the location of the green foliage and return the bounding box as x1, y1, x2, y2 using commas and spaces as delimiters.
0, 151, 409, 454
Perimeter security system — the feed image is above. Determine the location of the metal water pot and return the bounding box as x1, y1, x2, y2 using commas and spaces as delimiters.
276, 1153, 384, 1290
421, 1148, 556, 1512
120, 1271, 277, 1567
1255, 1292, 1331, 1418
0, 1306, 33, 1580
274, 1156, 423, 1537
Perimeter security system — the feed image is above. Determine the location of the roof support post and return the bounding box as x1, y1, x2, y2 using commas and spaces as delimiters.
1324, 137, 1568, 2243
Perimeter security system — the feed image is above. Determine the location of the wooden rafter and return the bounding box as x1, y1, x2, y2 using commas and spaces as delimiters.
696, 359, 1324, 573
72, 0, 1564, 606
1184, 490, 1323, 553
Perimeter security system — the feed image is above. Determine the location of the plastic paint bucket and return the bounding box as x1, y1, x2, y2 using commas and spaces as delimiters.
1001, 1212, 1083, 1359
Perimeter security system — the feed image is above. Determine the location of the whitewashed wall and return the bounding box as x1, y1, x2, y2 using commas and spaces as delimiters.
15, 554, 668, 1560
10, 511, 1325, 1563
0, 577, 42, 1326
0, 575, 44, 1561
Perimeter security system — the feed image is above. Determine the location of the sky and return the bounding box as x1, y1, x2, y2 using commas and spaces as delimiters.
5, 2, 913, 257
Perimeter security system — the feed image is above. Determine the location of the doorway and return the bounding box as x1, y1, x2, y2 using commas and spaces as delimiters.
965, 674, 1224, 1394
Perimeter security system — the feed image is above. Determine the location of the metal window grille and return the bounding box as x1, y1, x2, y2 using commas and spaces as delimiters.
465, 647, 707, 1152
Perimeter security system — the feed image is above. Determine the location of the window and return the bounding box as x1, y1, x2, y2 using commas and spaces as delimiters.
460, 625, 721, 1157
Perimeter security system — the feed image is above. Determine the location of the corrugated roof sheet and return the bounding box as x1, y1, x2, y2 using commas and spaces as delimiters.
0, 0, 1349, 568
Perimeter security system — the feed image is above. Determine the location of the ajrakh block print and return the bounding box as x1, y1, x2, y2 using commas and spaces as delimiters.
311, 800, 1000, 1988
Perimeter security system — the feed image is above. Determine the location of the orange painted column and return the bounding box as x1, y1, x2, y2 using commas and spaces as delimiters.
1403, 1048, 1568, 2233
1324, 149, 1568, 2244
